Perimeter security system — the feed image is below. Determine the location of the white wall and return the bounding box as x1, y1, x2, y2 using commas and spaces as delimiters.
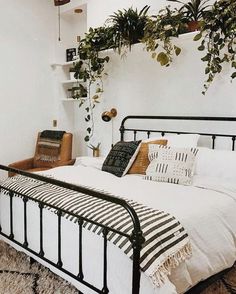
0, 0, 57, 167
87, 0, 167, 28
5, 1, 233, 161
53, 4, 87, 157
79, 0, 236, 156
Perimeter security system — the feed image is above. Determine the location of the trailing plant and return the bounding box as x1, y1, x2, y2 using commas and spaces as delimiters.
143, 7, 187, 66
167, 0, 210, 22
72, 27, 111, 142
69, 2, 236, 143
193, 0, 236, 94
108, 5, 150, 53
78, 26, 115, 56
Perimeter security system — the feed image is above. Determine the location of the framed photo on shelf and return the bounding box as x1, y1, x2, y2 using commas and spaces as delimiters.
66, 48, 76, 62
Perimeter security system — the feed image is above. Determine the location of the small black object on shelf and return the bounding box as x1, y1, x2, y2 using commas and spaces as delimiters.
66, 48, 76, 62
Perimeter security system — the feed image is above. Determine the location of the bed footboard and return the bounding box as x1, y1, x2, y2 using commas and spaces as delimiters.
0, 164, 145, 294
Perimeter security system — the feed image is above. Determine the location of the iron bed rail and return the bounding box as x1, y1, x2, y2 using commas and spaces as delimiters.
120, 115, 236, 150
0, 164, 145, 294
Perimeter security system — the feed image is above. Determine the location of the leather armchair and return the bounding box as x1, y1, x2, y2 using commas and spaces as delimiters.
9, 132, 75, 177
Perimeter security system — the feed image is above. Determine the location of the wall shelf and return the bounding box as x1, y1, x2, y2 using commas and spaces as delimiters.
61, 98, 87, 102
60, 1, 87, 16
51, 58, 80, 68
61, 79, 85, 84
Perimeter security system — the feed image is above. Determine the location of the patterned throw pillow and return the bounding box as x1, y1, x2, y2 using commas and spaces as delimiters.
128, 139, 167, 174
145, 145, 198, 185
102, 140, 141, 177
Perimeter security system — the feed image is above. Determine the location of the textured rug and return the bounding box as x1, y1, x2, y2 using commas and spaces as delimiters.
0, 240, 235, 293
0, 240, 79, 294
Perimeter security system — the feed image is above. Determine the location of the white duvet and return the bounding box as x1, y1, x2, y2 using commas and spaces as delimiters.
0, 165, 236, 294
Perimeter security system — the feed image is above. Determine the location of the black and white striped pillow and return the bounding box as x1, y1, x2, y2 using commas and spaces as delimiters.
144, 145, 198, 185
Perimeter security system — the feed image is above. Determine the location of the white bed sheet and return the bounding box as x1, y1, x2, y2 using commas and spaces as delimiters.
0, 165, 236, 294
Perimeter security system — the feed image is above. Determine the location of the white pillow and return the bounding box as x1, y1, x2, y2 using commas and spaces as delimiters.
195, 147, 236, 180
145, 145, 198, 185
143, 134, 200, 147
74, 156, 105, 170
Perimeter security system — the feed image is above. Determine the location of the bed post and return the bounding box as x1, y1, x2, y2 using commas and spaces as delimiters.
120, 116, 130, 141
131, 230, 145, 294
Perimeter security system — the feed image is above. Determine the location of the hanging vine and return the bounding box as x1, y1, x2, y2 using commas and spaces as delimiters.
71, 2, 236, 141
193, 0, 236, 94
73, 27, 111, 142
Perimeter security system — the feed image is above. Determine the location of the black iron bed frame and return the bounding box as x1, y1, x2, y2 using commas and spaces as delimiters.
0, 115, 236, 294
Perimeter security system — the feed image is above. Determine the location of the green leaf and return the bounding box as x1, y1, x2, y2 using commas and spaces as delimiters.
174, 46, 181, 56
151, 52, 157, 59
231, 72, 236, 79
96, 87, 102, 93
214, 33, 220, 43
157, 52, 169, 66
198, 45, 205, 51
193, 33, 202, 41
201, 54, 210, 62
205, 67, 210, 74
85, 114, 90, 122
104, 56, 110, 62
92, 94, 99, 100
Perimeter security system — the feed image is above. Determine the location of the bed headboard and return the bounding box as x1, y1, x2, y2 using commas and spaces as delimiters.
119, 115, 236, 150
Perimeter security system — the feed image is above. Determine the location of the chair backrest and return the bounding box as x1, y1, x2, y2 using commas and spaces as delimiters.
33, 132, 73, 168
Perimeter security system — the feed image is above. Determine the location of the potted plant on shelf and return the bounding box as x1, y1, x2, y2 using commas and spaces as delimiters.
78, 26, 115, 59
69, 67, 76, 80
68, 84, 87, 100
108, 5, 150, 53
167, 0, 211, 32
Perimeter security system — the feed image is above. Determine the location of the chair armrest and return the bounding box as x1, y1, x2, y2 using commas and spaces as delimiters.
8, 158, 34, 177
52, 159, 76, 168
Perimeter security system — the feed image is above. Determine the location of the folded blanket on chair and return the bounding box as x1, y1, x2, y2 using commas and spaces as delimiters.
40, 130, 65, 140
0, 175, 192, 287
36, 131, 65, 162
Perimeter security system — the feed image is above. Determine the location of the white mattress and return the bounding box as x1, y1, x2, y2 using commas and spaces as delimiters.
0, 165, 236, 294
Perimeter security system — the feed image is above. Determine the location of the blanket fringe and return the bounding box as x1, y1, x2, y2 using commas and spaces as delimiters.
149, 241, 192, 286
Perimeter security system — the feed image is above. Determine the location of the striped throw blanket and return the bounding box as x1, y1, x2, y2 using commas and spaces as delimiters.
0, 175, 192, 286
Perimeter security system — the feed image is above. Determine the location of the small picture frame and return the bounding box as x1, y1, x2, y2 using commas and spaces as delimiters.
66, 48, 76, 62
